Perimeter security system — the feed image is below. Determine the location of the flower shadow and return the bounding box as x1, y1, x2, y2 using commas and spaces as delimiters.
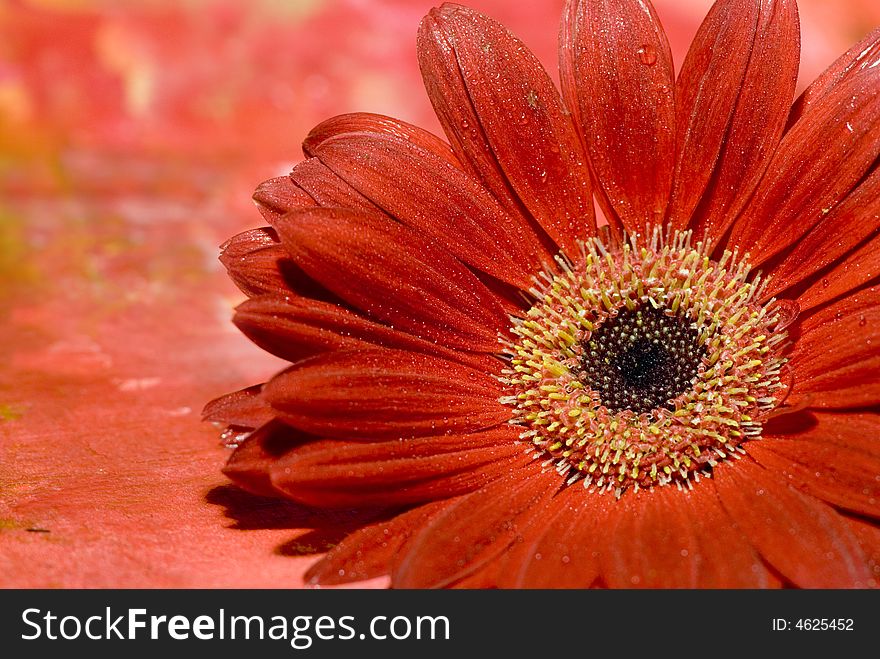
205, 484, 388, 557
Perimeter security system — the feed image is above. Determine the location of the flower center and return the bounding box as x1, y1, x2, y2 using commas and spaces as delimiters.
579, 304, 705, 414
500, 228, 790, 496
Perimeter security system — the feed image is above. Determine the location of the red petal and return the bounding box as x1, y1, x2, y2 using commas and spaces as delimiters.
799, 235, 880, 314
846, 516, 880, 587
234, 295, 498, 370
749, 439, 880, 519
603, 484, 771, 588
262, 348, 508, 441
417, 9, 540, 237
714, 457, 871, 587
499, 485, 609, 588
274, 206, 510, 352
764, 165, 880, 304
764, 410, 880, 456
202, 384, 274, 429
669, 0, 799, 240
304, 500, 455, 586
418, 5, 595, 254
302, 112, 460, 168
727, 68, 880, 266
252, 176, 316, 224
288, 157, 385, 214
222, 420, 305, 497
448, 560, 507, 589
218, 226, 334, 301
269, 429, 526, 507
789, 27, 880, 127
312, 132, 548, 289
219, 227, 285, 297
562, 0, 675, 234
392, 464, 559, 588
788, 287, 880, 408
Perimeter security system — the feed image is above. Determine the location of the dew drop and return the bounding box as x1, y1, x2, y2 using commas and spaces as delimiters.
637, 44, 657, 66
219, 427, 250, 448
770, 299, 800, 331
859, 315, 867, 327
821, 278, 830, 288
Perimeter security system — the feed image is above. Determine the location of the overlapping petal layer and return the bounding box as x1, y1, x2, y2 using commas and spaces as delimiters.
263, 349, 507, 440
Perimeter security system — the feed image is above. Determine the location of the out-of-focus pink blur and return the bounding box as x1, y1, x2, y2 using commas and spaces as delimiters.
1, 0, 877, 588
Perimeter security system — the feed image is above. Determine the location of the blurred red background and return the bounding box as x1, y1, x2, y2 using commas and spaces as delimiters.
1, 0, 877, 587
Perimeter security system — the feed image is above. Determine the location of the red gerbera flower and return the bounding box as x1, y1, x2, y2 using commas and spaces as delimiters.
206, 0, 880, 588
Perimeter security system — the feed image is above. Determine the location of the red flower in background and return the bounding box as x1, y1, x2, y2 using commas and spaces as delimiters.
206, 0, 880, 588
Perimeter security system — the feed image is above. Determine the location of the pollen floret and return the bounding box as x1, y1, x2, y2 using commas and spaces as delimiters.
500, 227, 789, 495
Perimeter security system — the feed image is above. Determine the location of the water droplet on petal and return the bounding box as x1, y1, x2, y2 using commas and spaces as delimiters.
770, 299, 800, 331
859, 315, 867, 327
637, 44, 657, 66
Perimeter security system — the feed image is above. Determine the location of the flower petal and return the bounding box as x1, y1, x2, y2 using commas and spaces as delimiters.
763, 165, 880, 304
312, 132, 548, 289
252, 175, 315, 224
392, 463, 559, 588
219, 227, 287, 297
201, 384, 274, 430
788, 286, 880, 408
304, 500, 455, 586
499, 485, 609, 588
603, 485, 771, 588
262, 348, 508, 441
218, 226, 335, 301
562, 0, 675, 234
846, 516, 880, 587
418, 4, 595, 254
714, 458, 871, 587
764, 410, 880, 455
727, 68, 880, 266
233, 295, 498, 370
789, 27, 880, 127
449, 560, 507, 589
222, 420, 305, 497
669, 0, 799, 240
302, 111, 460, 168
288, 158, 385, 214
799, 236, 880, 314
749, 438, 880, 519
417, 9, 541, 235
269, 429, 524, 507
274, 206, 510, 352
